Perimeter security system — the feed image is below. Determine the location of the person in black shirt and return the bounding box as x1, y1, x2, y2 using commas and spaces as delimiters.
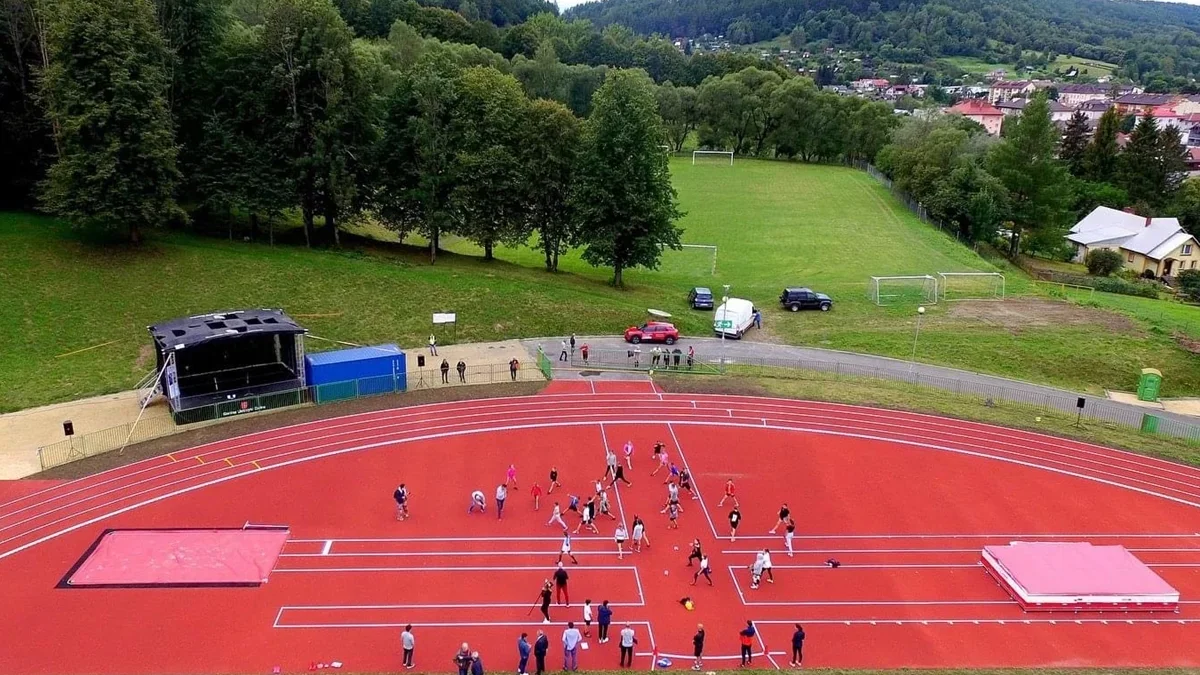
534, 630, 549, 675
686, 539, 703, 567
548, 467, 561, 494
535, 581, 553, 624
729, 506, 742, 542
553, 563, 571, 606
440, 359, 451, 384
453, 643, 473, 675
769, 503, 791, 534
790, 623, 806, 667
691, 624, 705, 671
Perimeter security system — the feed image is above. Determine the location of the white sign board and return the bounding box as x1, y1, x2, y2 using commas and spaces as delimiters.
432, 312, 457, 325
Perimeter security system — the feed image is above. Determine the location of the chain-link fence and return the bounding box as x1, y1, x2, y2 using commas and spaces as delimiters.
37, 362, 547, 471
564, 347, 1200, 445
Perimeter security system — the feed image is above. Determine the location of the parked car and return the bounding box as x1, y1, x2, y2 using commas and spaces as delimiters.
688, 287, 714, 310
624, 321, 680, 344
779, 287, 832, 312
713, 298, 757, 338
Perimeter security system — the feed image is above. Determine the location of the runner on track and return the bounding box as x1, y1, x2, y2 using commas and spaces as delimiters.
558, 533, 579, 565
686, 539, 703, 567
717, 479, 738, 507
623, 441, 634, 470
679, 468, 696, 500
785, 517, 796, 557
762, 548, 775, 583
614, 523, 628, 559
506, 464, 519, 489
599, 490, 617, 521
729, 506, 742, 541
393, 484, 410, 521
531, 482, 543, 511
607, 461, 632, 489
691, 555, 713, 586
769, 503, 791, 534
547, 501, 567, 530
548, 467, 561, 494
575, 497, 600, 534
650, 442, 668, 476
631, 515, 649, 552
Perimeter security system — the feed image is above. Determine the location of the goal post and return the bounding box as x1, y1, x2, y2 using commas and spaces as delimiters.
659, 243, 718, 276
693, 150, 734, 166
869, 275, 939, 306
938, 272, 1005, 301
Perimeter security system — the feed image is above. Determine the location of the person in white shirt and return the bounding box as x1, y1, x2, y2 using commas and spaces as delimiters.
623, 441, 634, 469
614, 523, 628, 559
400, 624, 415, 669
618, 623, 637, 667
562, 621, 583, 671
762, 548, 774, 584
582, 599, 593, 637
468, 490, 486, 514
547, 502, 567, 530
496, 484, 508, 520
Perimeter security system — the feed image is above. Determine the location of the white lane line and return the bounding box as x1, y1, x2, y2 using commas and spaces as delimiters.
321, 540, 333, 556
290, 536, 606, 543
667, 423, 720, 539
599, 423, 629, 532
750, 618, 1199, 626
279, 602, 645, 610
274, 565, 641, 572
727, 533, 1200, 540
280, 551, 619, 558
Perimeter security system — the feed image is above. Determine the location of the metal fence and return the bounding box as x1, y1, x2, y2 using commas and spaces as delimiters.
852, 160, 965, 242
566, 348, 1200, 445
37, 362, 547, 471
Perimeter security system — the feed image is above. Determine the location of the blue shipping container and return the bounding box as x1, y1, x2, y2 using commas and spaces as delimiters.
305, 344, 407, 403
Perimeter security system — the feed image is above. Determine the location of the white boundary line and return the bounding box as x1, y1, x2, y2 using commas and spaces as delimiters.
280, 551, 620, 558
598, 423, 629, 533
290, 536, 607, 543
638, 652, 785, 660
750, 618, 1200, 626
666, 422, 719, 539
275, 619, 656, 629
727, 532, 1200, 540
274, 565, 642, 573
722, 548, 1200, 554
722, 566, 1010, 606
756, 629, 781, 670
281, 602, 646, 610
8, 417, 1200, 561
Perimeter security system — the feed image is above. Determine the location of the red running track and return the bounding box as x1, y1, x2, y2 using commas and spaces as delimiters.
3, 380, 1200, 673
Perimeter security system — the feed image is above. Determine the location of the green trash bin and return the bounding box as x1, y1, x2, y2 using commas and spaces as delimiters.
1137, 368, 1163, 402
1140, 413, 1160, 434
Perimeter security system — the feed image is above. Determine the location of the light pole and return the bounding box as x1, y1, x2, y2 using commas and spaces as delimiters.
910, 305, 926, 371
720, 284, 731, 374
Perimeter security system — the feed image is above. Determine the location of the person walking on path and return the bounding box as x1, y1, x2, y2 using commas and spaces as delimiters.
457, 359, 467, 383
651, 346, 661, 366
597, 601, 613, 643
559, 340, 569, 362
790, 623, 806, 668
517, 633, 531, 675
691, 624, 706, 671
554, 561, 571, 606
496, 484, 508, 519
754, 310, 762, 330
533, 631, 549, 675
687, 345, 694, 369
454, 643, 472, 675
536, 581, 553, 624
547, 502, 567, 530
510, 358, 520, 381
581, 344, 589, 365
440, 359, 451, 384
614, 523, 628, 559
531, 482, 543, 511
739, 622, 757, 666
400, 624, 415, 669
562, 621, 583, 671
570, 334, 577, 357
632, 346, 641, 368
429, 334, 438, 356
618, 623, 637, 668
691, 554, 713, 586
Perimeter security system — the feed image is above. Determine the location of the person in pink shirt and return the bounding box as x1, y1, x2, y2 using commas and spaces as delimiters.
506, 464, 518, 488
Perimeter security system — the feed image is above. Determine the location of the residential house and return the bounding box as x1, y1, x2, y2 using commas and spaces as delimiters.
1076, 99, 1114, 121
1188, 147, 1200, 176
1056, 83, 1109, 107
987, 80, 1036, 103
1180, 113, 1200, 146
1149, 106, 1187, 138
852, 78, 890, 92
1066, 206, 1199, 279
1114, 93, 1175, 117
1171, 95, 1200, 116
947, 99, 1004, 136
986, 69, 1007, 81
995, 98, 1074, 122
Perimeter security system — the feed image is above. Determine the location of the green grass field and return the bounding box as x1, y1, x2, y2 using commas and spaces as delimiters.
938, 55, 1117, 80
3, 158, 1200, 411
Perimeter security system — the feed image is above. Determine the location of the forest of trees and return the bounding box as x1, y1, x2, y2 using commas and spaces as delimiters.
569, 0, 1200, 89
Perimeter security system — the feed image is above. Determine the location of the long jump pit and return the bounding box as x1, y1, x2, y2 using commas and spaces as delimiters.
59, 526, 289, 589
982, 541, 1180, 612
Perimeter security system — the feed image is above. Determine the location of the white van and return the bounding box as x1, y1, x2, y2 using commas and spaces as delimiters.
713, 297, 757, 338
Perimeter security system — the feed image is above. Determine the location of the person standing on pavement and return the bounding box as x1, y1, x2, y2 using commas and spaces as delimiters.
559, 340, 569, 362
457, 359, 467, 383
618, 622, 637, 668
429, 334, 438, 356
790, 623, 806, 668
691, 624, 705, 671
533, 630, 549, 675
562, 621, 583, 671
570, 333, 577, 357
510, 358, 520, 381
440, 358, 451, 384
400, 624, 415, 669
597, 600, 613, 643
517, 632, 531, 675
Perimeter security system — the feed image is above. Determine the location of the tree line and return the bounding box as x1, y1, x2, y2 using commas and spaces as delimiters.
875, 95, 1194, 259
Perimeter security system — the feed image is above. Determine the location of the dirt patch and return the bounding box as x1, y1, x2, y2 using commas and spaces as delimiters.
945, 298, 1138, 334
656, 374, 771, 398
1175, 334, 1200, 355
30, 382, 544, 480
133, 344, 154, 371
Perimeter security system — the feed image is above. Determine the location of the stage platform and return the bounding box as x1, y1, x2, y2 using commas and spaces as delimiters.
982, 541, 1180, 612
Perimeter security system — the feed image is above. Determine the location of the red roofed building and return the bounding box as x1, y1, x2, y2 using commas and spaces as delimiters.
948, 99, 1004, 136
1148, 106, 1186, 137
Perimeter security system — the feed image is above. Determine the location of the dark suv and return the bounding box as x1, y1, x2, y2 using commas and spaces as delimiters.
687, 287, 714, 310
780, 287, 832, 312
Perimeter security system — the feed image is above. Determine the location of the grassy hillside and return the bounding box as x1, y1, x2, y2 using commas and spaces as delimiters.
3, 158, 1200, 412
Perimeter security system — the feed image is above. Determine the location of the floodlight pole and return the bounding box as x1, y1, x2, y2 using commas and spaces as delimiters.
909, 306, 925, 372
720, 284, 731, 374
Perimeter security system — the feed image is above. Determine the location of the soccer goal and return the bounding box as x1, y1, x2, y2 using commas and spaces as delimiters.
693, 150, 734, 166
938, 272, 1005, 301
659, 243, 718, 276
869, 275, 939, 306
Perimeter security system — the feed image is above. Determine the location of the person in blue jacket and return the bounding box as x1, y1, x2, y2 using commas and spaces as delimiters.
470, 651, 484, 675
517, 633, 531, 675
790, 624, 806, 668
597, 600, 613, 643
738, 621, 757, 667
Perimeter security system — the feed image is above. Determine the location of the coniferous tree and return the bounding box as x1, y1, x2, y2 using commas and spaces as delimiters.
1083, 106, 1122, 183
1059, 111, 1091, 177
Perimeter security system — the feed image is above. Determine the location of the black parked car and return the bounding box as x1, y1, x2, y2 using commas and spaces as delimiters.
779, 287, 832, 312
688, 287, 714, 310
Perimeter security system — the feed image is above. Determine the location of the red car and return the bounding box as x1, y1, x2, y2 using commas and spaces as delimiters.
624, 321, 679, 345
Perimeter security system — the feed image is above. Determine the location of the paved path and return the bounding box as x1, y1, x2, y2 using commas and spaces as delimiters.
523, 336, 1200, 433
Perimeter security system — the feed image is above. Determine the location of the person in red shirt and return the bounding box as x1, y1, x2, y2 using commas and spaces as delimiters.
531, 482, 544, 511
718, 479, 738, 507
580, 344, 590, 365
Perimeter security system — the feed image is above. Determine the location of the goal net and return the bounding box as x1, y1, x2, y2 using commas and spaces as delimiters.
869, 275, 939, 306
658, 243, 718, 277
939, 272, 1005, 301
693, 150, 734, 166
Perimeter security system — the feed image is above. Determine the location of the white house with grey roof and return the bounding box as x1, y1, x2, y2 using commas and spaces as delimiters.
1067, 206, 1199, 279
